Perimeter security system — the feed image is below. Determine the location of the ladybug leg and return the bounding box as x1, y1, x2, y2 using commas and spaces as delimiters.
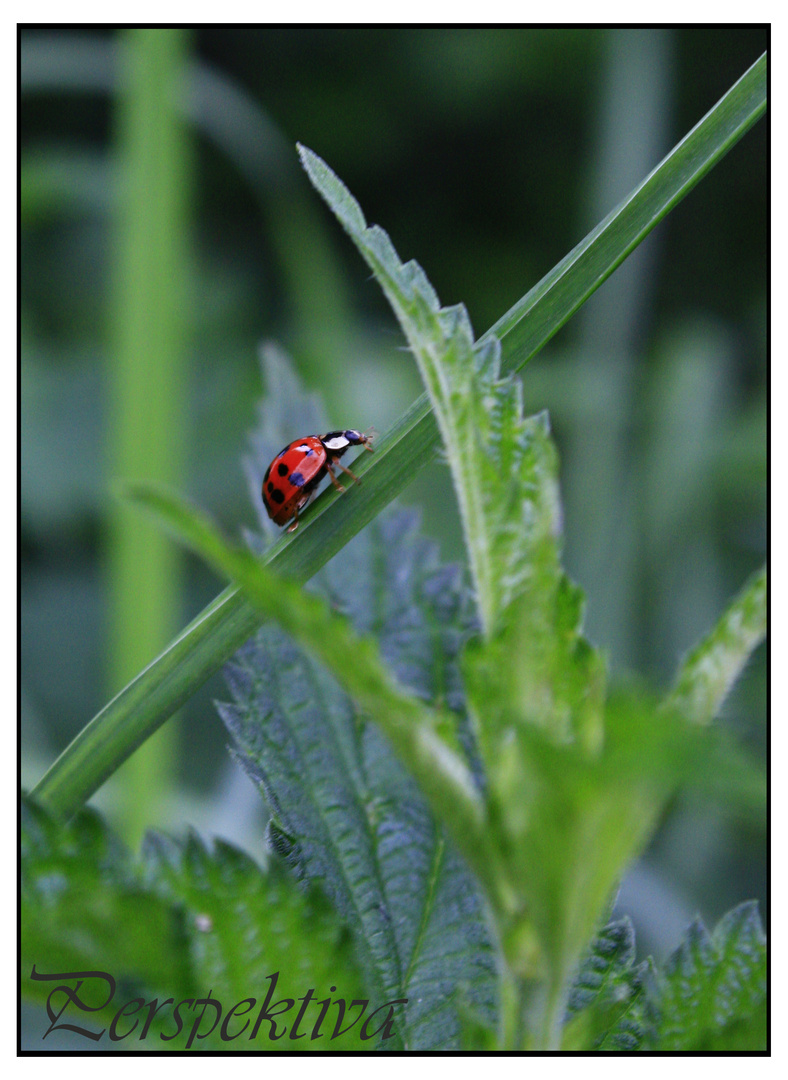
333, 460, 362, 485
325, 461, 347, 493
287, 491, 316, 532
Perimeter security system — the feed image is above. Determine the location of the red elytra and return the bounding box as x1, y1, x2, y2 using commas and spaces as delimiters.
262, 429, 374, 532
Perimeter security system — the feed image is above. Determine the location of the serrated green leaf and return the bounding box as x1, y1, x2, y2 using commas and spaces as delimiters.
300, 144, 559, 640
316, 508, 484, 780
562, 918, 650, 1050
693, 997, 767, 1052
303, 145, 611, 753
139, 831, 371, 1050
21, 796, 372, 1051
645, 902, 766, 1051
218, 509, 497, 1050
563, 903, 768, 1052
566, 917, 636, 1012
596, 960, 657, 1052
667, 564, 767, 725
461, 411, 606, 756
21, 796, 192, 1010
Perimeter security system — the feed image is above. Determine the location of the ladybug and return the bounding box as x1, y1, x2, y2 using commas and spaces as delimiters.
262, 429, 374, 532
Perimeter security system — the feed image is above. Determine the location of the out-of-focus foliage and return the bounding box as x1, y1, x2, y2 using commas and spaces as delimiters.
21, 796, 371, 1050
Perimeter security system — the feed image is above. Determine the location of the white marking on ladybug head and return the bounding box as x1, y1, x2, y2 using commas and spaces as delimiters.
322, 435, 350, 452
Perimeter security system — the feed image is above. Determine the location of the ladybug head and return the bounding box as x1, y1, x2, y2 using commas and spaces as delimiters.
320, 429, 375, 455
346, 428, 375, 452
348, 428, 376, 446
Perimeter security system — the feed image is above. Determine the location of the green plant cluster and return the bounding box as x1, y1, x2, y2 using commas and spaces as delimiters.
116, 148, 764, 1049
22, 797, 370, 1050
22, 53, 767, 1052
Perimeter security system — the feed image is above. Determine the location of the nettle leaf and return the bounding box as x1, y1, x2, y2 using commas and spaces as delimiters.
21, 796, 192, 1010
300, 144, 552, 639
563, 917, 655, 1051
140, 831, 370, 1051
317, 508, 484, 784
462, 413, 606, 759
218, 508, 498, 1051
563, 902, 767, 1051
644, 901, 766, 1051
21, 796, 370, 1051
301, 146, 605, 752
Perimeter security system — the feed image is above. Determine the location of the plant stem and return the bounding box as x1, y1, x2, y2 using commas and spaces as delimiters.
106, 28, 192, 843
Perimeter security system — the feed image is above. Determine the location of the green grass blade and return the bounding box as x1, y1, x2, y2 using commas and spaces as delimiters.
28, 402, 428, 819
30, 55, 766, 819
486, 52, 767, 364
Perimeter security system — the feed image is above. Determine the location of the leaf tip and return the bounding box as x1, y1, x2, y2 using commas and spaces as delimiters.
297, 143, 366, 234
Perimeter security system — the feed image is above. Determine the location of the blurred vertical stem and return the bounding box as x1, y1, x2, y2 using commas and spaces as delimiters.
564, 28, 673, 671
106, 29, 192, 844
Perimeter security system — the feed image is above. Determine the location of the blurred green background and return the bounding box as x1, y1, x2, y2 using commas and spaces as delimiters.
21, 27, 766, 962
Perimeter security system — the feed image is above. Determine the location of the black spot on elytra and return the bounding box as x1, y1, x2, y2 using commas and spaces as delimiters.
271, 489, 285, 505
277, 462, 289, 476
289, 471, 306, 487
